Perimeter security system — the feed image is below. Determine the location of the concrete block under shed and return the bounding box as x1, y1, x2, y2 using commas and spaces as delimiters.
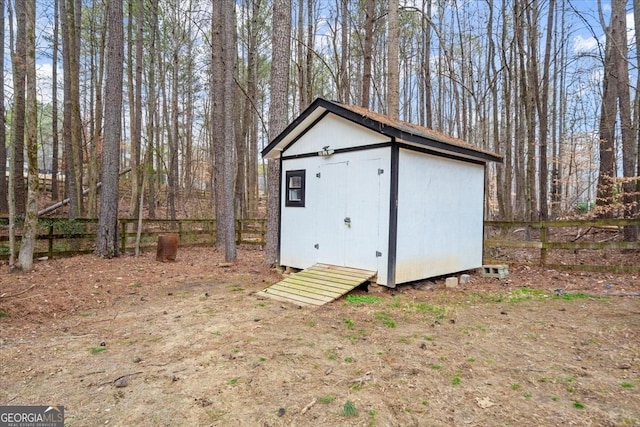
445, 277, 458, 288
460, 274, 470, 285
481, 264, 509, 279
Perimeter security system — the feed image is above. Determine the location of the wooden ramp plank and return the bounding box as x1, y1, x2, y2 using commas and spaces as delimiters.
257, 264, 376, 306
268, 284, 336, 302
292, 272, 361, 288
279, 276, 357, 294
274, 279, 345, 298
255, 289, 319, 306
315, 263, 379, 278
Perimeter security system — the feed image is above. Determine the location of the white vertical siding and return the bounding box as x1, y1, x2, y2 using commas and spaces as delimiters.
279, 147, 391, 284
395, 149, 485, 283
279, 156, 320, 269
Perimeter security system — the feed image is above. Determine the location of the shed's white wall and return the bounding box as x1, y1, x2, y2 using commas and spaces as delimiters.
395, 149, 485, 283
282, 113, 389, 157
279, 155, 318, 269
280, 148, 391, 284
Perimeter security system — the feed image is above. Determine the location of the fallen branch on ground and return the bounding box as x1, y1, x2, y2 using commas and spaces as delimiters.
301, 398, 317, 414
94, 371, 144, 387
0, 284, 37, 299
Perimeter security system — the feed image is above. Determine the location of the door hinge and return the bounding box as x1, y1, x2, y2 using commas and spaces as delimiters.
376, 251, 382, 257
316, 172, 321, 178
378, 168, 384, 175
314, 243, 319, 249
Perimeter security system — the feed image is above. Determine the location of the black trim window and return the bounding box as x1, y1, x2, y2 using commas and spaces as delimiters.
285, 170, 306, 207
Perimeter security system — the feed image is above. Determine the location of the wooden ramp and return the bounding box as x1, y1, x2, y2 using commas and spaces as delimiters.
256, 264, 377, 306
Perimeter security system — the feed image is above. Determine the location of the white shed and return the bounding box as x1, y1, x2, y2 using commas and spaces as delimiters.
262, 98, 502, 288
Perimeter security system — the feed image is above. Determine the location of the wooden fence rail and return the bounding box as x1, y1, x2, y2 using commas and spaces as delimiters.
0, 218, 266, 260
1, 217, 638, 274
483, 218, 640, 274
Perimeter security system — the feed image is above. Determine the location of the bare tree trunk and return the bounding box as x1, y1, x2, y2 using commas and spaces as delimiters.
96, 0, 123, 258
180, 2, 195, 204
387, 0, 399, 119
611, 0, 637, 240
12, 0, 27, 216
435, 1, 445, 132
264, 0, 291, 267
243, 0, 261, 218
51, 0, 60, 201
86, 3, 105, 218
0, 0, 7, 214
72, 0, 83, 216
454, 6, 468, 141
511, 1, 524, 220
135, 153, 146, 256
514, 53, 527, 220
514, 0, 537, 221
211, 1, 237, 262
167, 5, 180, 221
422, 0, 432, 128
596, 3, 618, 218
129, 0, 144, 220
184, 25, 195, 200
18, 0, 38, 271
126, 0, 135, 215
339, 0, 349, 104
159, 56, 172, 218
634, 0, 640, 228
222, 1, 237, 262
146, 0, 159, 219
305, 0, 313, 106
6, 0, 16, 268
502, 25, 514, 221
234, 18, 245, 220
551, 4, 566, 217
234, 108, 246, 219
296, 0, 305, 111
212, 1, 225, 244
60, 0, 83, 219
361, 0, 374, 109
488, 0, 505, 219
536, 0, 555, 221
525, 2, 538, 221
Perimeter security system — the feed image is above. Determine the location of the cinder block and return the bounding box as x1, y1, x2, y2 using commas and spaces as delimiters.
445, 277, 458, 288
460, 274, 470, 285
481, 264, 509, 279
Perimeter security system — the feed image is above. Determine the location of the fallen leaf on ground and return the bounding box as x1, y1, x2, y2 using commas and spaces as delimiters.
475, 397, 496, 409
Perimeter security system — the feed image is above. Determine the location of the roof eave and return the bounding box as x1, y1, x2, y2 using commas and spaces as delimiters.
261, 98, 330, 159
261, 98, 503, 163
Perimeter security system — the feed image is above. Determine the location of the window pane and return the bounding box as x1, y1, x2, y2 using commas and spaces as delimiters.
289, 176, 302, 188
289, 189, 301, 201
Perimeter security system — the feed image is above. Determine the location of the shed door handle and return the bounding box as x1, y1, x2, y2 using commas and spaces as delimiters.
344, 217, 351, 224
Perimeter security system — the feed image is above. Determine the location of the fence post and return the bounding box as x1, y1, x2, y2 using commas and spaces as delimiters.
120, 220, 127, 254
539, 222, 547, 266
48, 223, 54, 259
208, 220, 215, 245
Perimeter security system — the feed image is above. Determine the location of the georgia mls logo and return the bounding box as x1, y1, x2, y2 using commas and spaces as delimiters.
0, 405, 64, 427
44, 406, 63, 418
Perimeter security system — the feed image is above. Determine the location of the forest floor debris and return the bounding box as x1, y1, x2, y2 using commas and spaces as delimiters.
1, 247, 639, 426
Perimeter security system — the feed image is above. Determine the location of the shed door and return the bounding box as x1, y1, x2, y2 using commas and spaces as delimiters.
315, 159, 381, 271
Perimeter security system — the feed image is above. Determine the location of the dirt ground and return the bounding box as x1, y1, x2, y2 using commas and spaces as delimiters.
0, 247, 639, 426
